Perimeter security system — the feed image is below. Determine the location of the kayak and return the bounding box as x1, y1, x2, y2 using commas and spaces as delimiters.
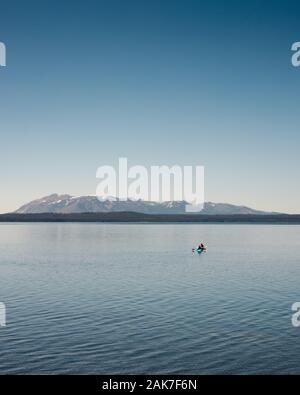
192, 247, 207, 253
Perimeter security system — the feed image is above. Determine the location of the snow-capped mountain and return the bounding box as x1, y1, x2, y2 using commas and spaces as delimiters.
14, 194, 277, 215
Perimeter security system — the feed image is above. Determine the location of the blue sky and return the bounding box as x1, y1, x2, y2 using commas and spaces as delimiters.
0, 0, 300, 213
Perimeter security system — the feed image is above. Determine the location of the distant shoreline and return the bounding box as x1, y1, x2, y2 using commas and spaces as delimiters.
1, 212, 300, 224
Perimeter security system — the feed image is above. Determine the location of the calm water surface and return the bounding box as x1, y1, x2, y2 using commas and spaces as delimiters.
0, 223, 300, 374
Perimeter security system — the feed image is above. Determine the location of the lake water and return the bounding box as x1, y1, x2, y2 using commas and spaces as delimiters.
0, 223, 300, 374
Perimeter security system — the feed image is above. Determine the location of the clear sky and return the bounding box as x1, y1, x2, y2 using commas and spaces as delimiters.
0, 0, 300, 213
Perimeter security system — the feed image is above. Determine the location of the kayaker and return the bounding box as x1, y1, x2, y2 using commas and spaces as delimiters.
192, 243, 206, 253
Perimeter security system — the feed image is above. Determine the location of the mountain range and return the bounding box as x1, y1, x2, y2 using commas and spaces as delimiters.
14, 194, 280, 215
